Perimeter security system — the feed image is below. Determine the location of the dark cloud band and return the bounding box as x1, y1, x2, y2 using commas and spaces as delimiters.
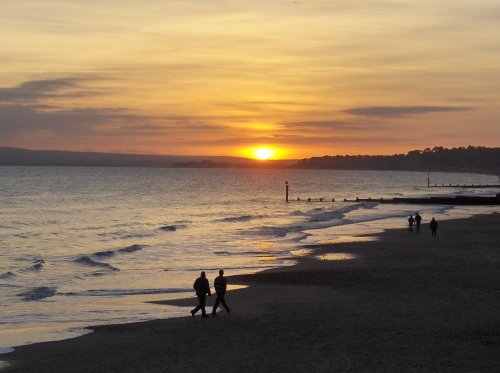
344, 105, 470, 117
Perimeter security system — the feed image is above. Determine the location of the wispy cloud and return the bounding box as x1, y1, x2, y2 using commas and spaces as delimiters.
282, 120, 375, 130
179, 134, 406, 146
0, 78, 97, 103
0, 103, 232, 138
0, 77, 230, 141
0, 104, 144, 136
344, 106, 471, 118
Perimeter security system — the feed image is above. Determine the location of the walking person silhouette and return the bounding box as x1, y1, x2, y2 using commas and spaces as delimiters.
415, 212, 422, 233
408, 215, 415, 232
212, 269, 231, 316
191, 271, 211, 318
430, 217, 438, 236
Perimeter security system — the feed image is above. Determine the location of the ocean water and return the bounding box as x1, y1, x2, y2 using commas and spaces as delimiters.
0, 166, 498, 349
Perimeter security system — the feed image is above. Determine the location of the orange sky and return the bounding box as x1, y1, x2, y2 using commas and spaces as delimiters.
1, 1, 499, 159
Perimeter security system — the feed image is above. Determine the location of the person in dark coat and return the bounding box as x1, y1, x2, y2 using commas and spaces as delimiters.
191, 271, 211, 318
430, 217, 438, 236
408, 215, 415, 232
212, 269, 231, 316
415, 213, 422, 233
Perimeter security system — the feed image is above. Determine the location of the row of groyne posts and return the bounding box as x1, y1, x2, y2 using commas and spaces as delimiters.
285, 181, 337, 203
285, 181, 359, 203
425, 172, 500, 188
284, 174, 500, 203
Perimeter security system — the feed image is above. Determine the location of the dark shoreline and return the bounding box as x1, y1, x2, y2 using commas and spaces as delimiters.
1, 146, 499, 176
2, 213, 500, 372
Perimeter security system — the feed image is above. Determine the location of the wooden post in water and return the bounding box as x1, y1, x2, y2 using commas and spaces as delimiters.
285, 181, 289, 203
427, 172, 430, 188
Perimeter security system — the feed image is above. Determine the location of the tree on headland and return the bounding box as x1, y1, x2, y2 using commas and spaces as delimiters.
293, 146, 500, 173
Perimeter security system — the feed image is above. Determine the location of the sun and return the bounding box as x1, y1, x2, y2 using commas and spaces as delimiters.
240, 146, 285, 160
253, 147, 275, 160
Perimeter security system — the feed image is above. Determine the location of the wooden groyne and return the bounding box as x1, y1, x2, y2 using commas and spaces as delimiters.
342, 195, 500, 206
296, 197, 336, 203
429, 184, 500, 188
284, 181, 500, 205
426, 172, 500, 188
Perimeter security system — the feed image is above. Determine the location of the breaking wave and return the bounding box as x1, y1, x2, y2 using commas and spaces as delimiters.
214, 250, 278, 257
18, 286, 57, 301
288, 233, 310, 242
251, 203, 370, 238
160, 225, 177, 231
182, 265, 273, 272
74, 256, 119, 271
213, 214, 265, 223
93, 244, 144, 258
0, 271, 15, 279
93, 250, 115, 258
213, 251, 230, 255
17, 259, 47, 273
253, 226, 292, 238
307, 204, 367, 223
160, 223, 188, 231
118, 244, 143, 254
28, 259, 46, 271
121, 232, 155, 239
62, 288, 191, 297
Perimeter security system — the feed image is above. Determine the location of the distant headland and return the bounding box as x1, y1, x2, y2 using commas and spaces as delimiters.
0, 146, 498, 174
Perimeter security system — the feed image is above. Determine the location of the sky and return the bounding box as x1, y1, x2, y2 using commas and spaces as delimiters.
1, 0, 499, 158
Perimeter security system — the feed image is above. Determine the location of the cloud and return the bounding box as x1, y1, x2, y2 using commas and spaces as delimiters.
0, 104, 144, 136
282, 120, 374, 130
344, 106, 470, 117
0, 103, 228, 140
0, 77, 232, 139
177, 133, 406, 147
0, 78, 96, 103
0, 77, 236, 142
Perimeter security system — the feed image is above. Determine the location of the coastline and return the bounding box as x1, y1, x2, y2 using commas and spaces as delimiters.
2, 212, 500, 372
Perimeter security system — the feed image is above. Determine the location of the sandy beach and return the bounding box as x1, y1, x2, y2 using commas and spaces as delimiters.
2, 213, 500, 372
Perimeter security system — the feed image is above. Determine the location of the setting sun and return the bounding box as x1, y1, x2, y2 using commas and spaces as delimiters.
253, 148, 275, 160
240, 146, 288, 160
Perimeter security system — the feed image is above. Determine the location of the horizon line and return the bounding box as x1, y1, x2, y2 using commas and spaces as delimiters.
1, 145, 498, 161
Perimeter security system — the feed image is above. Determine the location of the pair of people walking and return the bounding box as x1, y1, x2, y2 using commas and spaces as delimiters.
191, 270, 231, 318
408, 212, 422, 232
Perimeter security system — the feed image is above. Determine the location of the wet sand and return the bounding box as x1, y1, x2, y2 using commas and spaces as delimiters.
2, 213, 500, 372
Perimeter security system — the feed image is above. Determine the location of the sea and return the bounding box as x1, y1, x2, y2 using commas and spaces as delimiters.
0, 166, 498, 351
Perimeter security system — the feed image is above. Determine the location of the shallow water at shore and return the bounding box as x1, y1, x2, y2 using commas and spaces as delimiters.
0, 166, 498, 349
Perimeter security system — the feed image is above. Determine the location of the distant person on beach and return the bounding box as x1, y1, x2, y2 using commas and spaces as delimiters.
430, 218, 438, 236
415, 213, 422, 233
212, 269, 231, 316
191, 271, 211, 318
408, 215, 415, 232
